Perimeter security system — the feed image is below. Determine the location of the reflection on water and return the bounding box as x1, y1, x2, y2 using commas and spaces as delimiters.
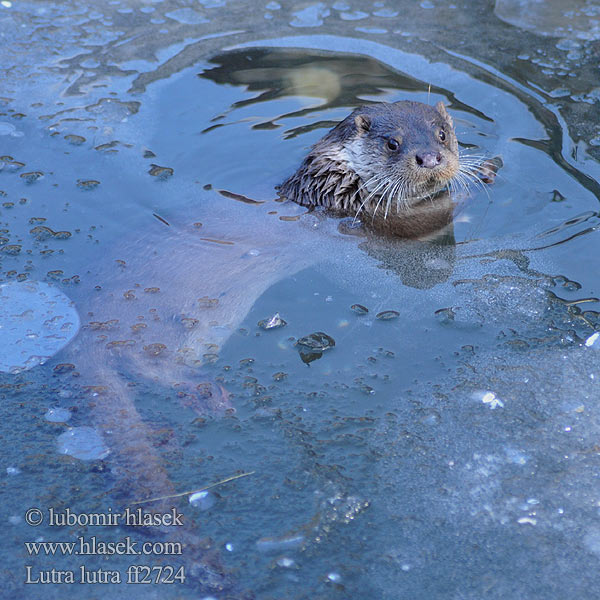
1, 7, 600, 600
200, 46, 494, 135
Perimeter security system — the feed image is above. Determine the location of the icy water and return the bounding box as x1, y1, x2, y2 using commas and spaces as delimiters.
1, 1, 600, 599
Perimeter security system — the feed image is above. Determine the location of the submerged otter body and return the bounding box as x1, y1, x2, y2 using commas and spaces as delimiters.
279, 101, 461, 235
60, 101, 478, 594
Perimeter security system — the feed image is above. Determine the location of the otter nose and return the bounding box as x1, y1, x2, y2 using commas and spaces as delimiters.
415, 151, 442, 169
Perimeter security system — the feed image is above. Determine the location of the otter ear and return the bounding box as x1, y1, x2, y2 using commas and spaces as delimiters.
354, 114, 371, 134
435, 101, 453, 127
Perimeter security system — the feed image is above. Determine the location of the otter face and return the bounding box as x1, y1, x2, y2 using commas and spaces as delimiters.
279, 100, 462, 222
343, 101, 460, 214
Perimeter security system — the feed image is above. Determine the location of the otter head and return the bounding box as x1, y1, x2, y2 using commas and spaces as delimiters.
341, 101, 459, 214
279, 100, 460, 222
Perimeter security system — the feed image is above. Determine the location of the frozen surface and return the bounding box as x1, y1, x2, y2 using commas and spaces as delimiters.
0, 1, 599, 599
0, 281, 80, 373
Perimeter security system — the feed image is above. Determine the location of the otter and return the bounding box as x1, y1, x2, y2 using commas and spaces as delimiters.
49, 100, 493, 594
75, 102, 484, 510
278, 101, 464, 237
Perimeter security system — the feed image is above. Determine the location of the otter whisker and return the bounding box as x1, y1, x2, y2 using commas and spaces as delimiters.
355, 174, 385, 207
458, 163, 488, 185
385, 179, 404, 218
386, 180, 404, 216
383, 177, 403, 214
381, 175, 410, 219
354, 175, 391, 222
459, 153, 504, 184
399, 181, 414, 212
458, 165, 492, 199
371, 193, 386, 222
349, 173, 382, 218
450, 171, 471, 198
458, 151, 489, 162
361, 180, 389, 216
459, 156, 488, 161
452, 171, 477, 198
375, 179, 395, 219
386, 178, 405, 214
458, 154, 498, 181
453, 173, 473, 198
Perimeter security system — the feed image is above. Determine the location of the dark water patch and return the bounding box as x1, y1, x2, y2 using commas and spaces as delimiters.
218, 188, 265, 204
200, 46, 496, 126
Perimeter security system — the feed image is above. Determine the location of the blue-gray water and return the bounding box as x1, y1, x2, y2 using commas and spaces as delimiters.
1, 1, 600, 599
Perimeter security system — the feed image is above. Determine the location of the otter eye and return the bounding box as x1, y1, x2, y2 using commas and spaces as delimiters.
438, 129, 446, 142
386, 137, 400, 151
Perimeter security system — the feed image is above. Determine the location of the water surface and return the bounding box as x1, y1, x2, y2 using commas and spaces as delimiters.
1, 2, 600, 599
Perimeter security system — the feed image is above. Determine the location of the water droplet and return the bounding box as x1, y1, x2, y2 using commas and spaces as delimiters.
20, 171, 44, 184
105, 339, 136, 350
258, 312, 287, 330
29, 226, 54, 241
64, 134, 86, 145
198, 296, 219, 308
296, 331, 335, 351
4, 161, 25, 172
376, 310, 399, 320
77, 179, 100, 190
148, 164, 174, 179
144, 343, 167, 357
180, 317, 198, 329
351, 303, 369, 315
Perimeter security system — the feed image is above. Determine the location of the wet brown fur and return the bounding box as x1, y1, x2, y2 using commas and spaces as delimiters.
278, 101, 460, 235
